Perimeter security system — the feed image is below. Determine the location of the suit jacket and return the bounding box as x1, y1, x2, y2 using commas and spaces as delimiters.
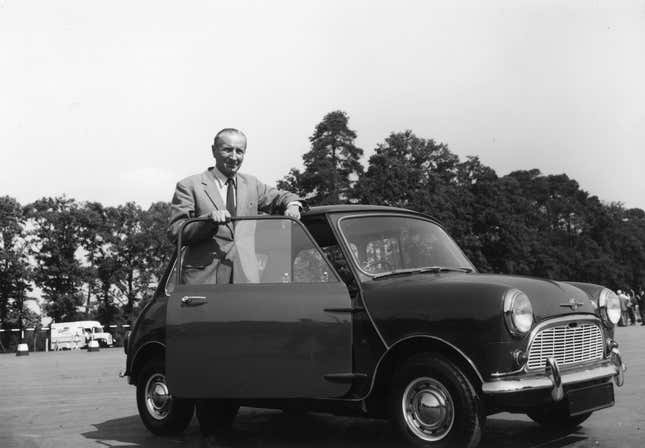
167, 167, 300, 284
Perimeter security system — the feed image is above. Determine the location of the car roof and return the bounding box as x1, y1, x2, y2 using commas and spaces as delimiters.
50, 321, 102, 328
302, 204, 436, 221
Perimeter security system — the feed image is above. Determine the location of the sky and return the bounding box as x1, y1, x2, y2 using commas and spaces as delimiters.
1, 0, 644, 211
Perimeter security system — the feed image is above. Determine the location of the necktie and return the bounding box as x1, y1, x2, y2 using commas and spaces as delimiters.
226, 177, 236, 217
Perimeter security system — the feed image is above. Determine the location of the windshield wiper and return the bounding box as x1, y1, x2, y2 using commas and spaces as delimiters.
373, 266, 472, 279
418, 266, 473, 274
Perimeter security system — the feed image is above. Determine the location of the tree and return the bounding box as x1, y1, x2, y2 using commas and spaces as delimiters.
0, 196, 34, 331
24, 197, 85, 322
77, 201, 111, 317
355, 130, 457, 209
104, 202, 172, 321
278, 110, 363, 205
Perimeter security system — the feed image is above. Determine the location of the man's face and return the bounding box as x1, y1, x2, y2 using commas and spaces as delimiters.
212, 132, 247, 177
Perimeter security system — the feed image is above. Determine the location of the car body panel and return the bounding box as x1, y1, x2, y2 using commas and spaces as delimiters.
166, 268, 353, 399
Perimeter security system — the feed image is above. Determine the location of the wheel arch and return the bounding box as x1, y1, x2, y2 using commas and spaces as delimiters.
130, 341, 166, 384
365, 336, 484, 417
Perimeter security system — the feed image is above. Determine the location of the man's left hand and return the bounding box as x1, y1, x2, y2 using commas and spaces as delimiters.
284, 204, 301, 220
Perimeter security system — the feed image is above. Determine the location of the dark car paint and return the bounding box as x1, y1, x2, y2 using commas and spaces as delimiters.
165, 282, 353, 399
125, 205, 614, 409
360, 272, 598, 379
125, 296, 167, 381
566, 281, 616, 338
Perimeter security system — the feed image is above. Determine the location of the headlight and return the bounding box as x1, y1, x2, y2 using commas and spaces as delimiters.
598, 288, 621, 326
503, 289, 534, 336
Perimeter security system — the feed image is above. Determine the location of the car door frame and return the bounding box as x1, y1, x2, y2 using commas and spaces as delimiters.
165, 215, 355, 399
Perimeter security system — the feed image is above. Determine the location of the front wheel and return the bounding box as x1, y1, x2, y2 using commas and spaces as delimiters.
389, 354, 484, 448
136, 359, 195, 435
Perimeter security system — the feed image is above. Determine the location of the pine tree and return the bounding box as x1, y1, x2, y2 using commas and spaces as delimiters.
278, 110, 363, 205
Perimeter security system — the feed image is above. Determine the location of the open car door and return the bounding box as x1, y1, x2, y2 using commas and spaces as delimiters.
166, 217, 353, 399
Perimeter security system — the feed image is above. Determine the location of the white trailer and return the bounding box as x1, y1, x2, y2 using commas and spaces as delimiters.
50, 321, 114, 350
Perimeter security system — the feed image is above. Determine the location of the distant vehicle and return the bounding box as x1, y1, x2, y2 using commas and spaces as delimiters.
50, 321, 114, 350
123, 205, 625, 448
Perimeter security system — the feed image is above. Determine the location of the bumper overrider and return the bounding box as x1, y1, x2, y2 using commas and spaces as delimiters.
482, 345, 626, 401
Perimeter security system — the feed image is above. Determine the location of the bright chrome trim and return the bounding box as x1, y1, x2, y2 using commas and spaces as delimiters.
402, 376, 454, 441
526, 322, 604, 370
490, 314, 602, 377
145, 372, 172, 420
545, 357, 564, 401
502, 289, 533, 337
482, 360, 618, 394
611, 347, 626, 386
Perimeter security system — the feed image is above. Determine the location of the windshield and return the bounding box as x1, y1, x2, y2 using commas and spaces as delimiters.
338, 215, 475, 276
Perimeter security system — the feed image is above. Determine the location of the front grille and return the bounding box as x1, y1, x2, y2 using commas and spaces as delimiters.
526, 322, 604, 370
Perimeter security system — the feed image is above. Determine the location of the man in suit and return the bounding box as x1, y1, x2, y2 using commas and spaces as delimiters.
167, 128, 301, 285
167, 128, 301, 446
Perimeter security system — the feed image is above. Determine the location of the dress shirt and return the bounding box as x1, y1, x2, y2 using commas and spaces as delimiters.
210, 166, 237, 207
209, 166, 301, 212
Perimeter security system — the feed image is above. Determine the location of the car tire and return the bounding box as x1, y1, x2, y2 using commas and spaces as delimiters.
389, 354, 484, 448
527, 404, 592, 428
136, 359, 195, 435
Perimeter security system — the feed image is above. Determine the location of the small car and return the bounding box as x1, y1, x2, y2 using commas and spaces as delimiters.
122, 205, 626, 448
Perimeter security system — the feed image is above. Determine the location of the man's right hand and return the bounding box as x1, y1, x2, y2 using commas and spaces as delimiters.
209, 210, 232, 223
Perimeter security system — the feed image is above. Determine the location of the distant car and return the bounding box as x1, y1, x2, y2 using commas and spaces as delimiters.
123, 205, 625, 448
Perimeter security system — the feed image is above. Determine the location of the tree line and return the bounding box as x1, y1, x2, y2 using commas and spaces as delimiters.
1, 110, 644, 331
0, 197, 172, 331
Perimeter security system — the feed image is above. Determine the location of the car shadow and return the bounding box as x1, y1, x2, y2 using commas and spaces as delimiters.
82, 411, 589, 448
481, 417, 589, 448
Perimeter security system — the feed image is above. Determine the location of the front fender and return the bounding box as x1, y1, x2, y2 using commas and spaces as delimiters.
361, 276, 513, 378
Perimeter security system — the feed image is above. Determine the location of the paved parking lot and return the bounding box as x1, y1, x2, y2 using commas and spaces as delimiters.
0, 326, 642, 448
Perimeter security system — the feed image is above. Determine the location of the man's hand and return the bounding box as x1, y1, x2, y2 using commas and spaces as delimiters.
209, 210, 232, 223
284, 204, 301, 220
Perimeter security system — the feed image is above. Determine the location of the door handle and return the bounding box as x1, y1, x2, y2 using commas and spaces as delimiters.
181, 296, 207, 306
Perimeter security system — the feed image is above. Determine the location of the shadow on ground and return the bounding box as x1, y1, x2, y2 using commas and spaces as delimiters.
82, 411, 589, 448
481, 417, 589, 448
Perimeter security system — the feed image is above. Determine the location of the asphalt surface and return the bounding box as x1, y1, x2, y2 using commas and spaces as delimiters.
0, 326, 642, 448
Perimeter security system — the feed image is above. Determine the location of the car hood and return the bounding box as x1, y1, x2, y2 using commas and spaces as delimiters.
457, 273, 596, 319
362, 271, 597, 332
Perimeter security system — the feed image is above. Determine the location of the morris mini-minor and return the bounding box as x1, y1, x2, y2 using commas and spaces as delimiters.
123, 205, 625, 448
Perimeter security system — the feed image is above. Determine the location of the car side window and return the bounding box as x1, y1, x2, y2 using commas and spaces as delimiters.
177, 218, 338, 285
293, 248, 332, 282
302, 217, 358, 293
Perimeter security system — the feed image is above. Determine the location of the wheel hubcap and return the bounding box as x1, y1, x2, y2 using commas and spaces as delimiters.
145, 373, 172, 420
402, 376, 454, 441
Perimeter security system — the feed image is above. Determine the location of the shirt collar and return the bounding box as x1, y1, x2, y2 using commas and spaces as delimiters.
210, 166, 235, 187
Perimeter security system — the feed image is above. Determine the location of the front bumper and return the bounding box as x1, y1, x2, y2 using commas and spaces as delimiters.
482, 347, 625, 400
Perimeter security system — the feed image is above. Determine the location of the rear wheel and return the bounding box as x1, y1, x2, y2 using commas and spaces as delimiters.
136, 359, 194, 435
389, 354, 484, 448
527, 403, 592, 428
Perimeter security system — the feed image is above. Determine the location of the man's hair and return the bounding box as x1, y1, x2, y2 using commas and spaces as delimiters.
213, 128, 246, 148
